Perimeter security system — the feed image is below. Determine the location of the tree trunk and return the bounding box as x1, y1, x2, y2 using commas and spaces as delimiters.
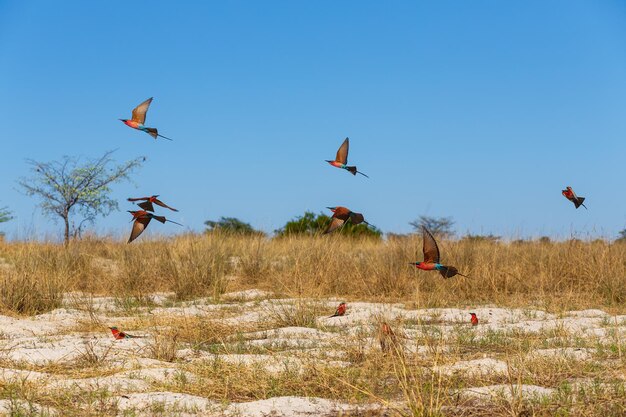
63, 214, 70, 246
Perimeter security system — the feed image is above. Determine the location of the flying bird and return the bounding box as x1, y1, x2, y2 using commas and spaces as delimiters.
409, 226, 469, 278
562, 186, 587, 209
119, 97, 173, 141
325, 138, 368, 177
324, 206, 373, 234
127, 195, 178, 212
470, 312, 478, 326
109, 326, 142, 340
330, 302, 347, 318
127, 210, 182, 243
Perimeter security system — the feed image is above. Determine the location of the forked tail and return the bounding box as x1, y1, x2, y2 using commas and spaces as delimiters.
345, 166, 369, 178
574, 197, 587, 209
438, 265, 469, 279
146, 127, 173, 141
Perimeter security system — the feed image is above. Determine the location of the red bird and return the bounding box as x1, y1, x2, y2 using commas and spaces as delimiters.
330, 302, 347, 317
379, 322, 397, 353
127, 195, 178, 212
127, 210, 182, 243
562, 186, 587, 209
324, 206, 372, 234
470, 312, 478, 326
119, 97, 173, 141
109, 326, 141, 339
409, 226, 469, 278
325, 138, 369, 177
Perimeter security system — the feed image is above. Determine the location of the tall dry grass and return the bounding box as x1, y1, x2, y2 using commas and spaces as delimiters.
0, 234, 625, 315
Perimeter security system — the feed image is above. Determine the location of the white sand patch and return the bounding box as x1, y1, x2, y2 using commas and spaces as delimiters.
0, 367, 51, 383
118, 392, 217, 414
437, 358, 508, 377
460, 384, 554, 400
0, 399, 58, 416
222, 289, 272, 301
224, 396, 369, 417
532, 348, 593, 361
566, 309, 609, 318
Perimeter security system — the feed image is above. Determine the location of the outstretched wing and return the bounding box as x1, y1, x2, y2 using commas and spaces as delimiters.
131, 97, 153, 124
324, 217, 345, 234
127, 197, 150, 202
350, 212, 365, 225
138, 201, 155, 212
128, 217, 151, 243
422, 226, 440, 263
154, 198, 178, 212
335, 138, 349, 164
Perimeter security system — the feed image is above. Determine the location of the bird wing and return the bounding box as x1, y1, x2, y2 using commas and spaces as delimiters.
154, 198, 179, 212
131, 97, 153, 124
350, 212, 365, 225
138, 201, 155, 212
335, 138, 349, 164
422, 226, 441, 263
127, 197, 150, 202
128, 217, 151, 243
324, 217, 345, 234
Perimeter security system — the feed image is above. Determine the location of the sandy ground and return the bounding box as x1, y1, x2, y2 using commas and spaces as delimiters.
0, 290, 624, 416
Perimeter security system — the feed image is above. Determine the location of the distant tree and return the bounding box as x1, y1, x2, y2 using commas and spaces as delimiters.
0, 205, 12, 239
18, 150, 144, 245
274, 211, 382, 238
409, 215, 455, 238
461, 233, 500, 243
538, 236, 551, 244
205, 217, 265, 236
616, 228, 626, 243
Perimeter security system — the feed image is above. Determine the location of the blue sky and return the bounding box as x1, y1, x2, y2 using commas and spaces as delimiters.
0, 1, 625, 241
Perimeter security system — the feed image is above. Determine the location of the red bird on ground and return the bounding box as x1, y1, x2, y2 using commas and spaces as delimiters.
330, 302, 347, 317
379, 322, 397, 353
324, 206, 372, 234
127, 210, 183, 243
109, 326, 142, 340
325, 138, 369, 177
562, 186, 587, 209
127, 195, 178, 212
119, 97, 173, 141
470, 312, 479, 326
409, 226, 469, 278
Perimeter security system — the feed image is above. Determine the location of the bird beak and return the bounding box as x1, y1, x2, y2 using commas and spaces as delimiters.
324, 160, 332, 163
326, 207, 336, 210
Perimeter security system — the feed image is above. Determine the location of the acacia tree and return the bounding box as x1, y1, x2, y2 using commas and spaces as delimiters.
0, 205, 12, 239
19, 150, 144, 245
409, 215, 455, 238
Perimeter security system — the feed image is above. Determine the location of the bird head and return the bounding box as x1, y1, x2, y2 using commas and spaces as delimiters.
109, 326, 118, 330
119, 119, 128, 123
469, 313, 476, 317
326, 207, 337, 212
409, 262, 421, 267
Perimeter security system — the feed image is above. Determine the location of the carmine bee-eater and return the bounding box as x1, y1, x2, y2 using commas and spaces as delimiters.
324, 206, 373, 234
562, 186, 587, 209
127, 195, 178, 212
119, 97, 173, 141
330, 302, 347, 317
470, 312, 478, 326
409, 226, 469, 278
379, 322, 397, 353
325, 138, 368, 177
127, 210, 183, 243
109, 326, 142, 339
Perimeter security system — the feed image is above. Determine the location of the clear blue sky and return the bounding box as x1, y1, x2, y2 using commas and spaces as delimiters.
1, 1, 625, 241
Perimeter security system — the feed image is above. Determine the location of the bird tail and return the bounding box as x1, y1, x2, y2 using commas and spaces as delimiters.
574, 197, 586, 209
166, 219, 184, 227
345, 166, 358, 176
438, 265, 469, 279
357, 170, 369, 178
145, 128, 173, 141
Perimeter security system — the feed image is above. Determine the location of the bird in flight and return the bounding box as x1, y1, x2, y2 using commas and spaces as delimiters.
120, 97, 173, 141
470, 312, 478, 326
109, 326, 142, 339
127, 195, 178, 212
409, 226, 469, 278
127, 210, 182, 243
324, 206, 373, 234
330, 302, 347, 317
325, 138, 368, 177
562, 186, 587, 209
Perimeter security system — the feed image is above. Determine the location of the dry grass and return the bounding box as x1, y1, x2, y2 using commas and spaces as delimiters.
0, 234, 624, 315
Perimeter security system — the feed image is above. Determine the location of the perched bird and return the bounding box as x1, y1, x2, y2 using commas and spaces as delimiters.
470, 312, 478, 326
562, 186, 587, 209
330, 302, 347, 318
127, 210, 182, 243
109, 326, 141, 339
409, 226, 469, 278
127, 195, 178, 212
119, 97, 173, 141
325, 138, 368, 177
324, 206, 372, 234
379, 322, 397, 353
